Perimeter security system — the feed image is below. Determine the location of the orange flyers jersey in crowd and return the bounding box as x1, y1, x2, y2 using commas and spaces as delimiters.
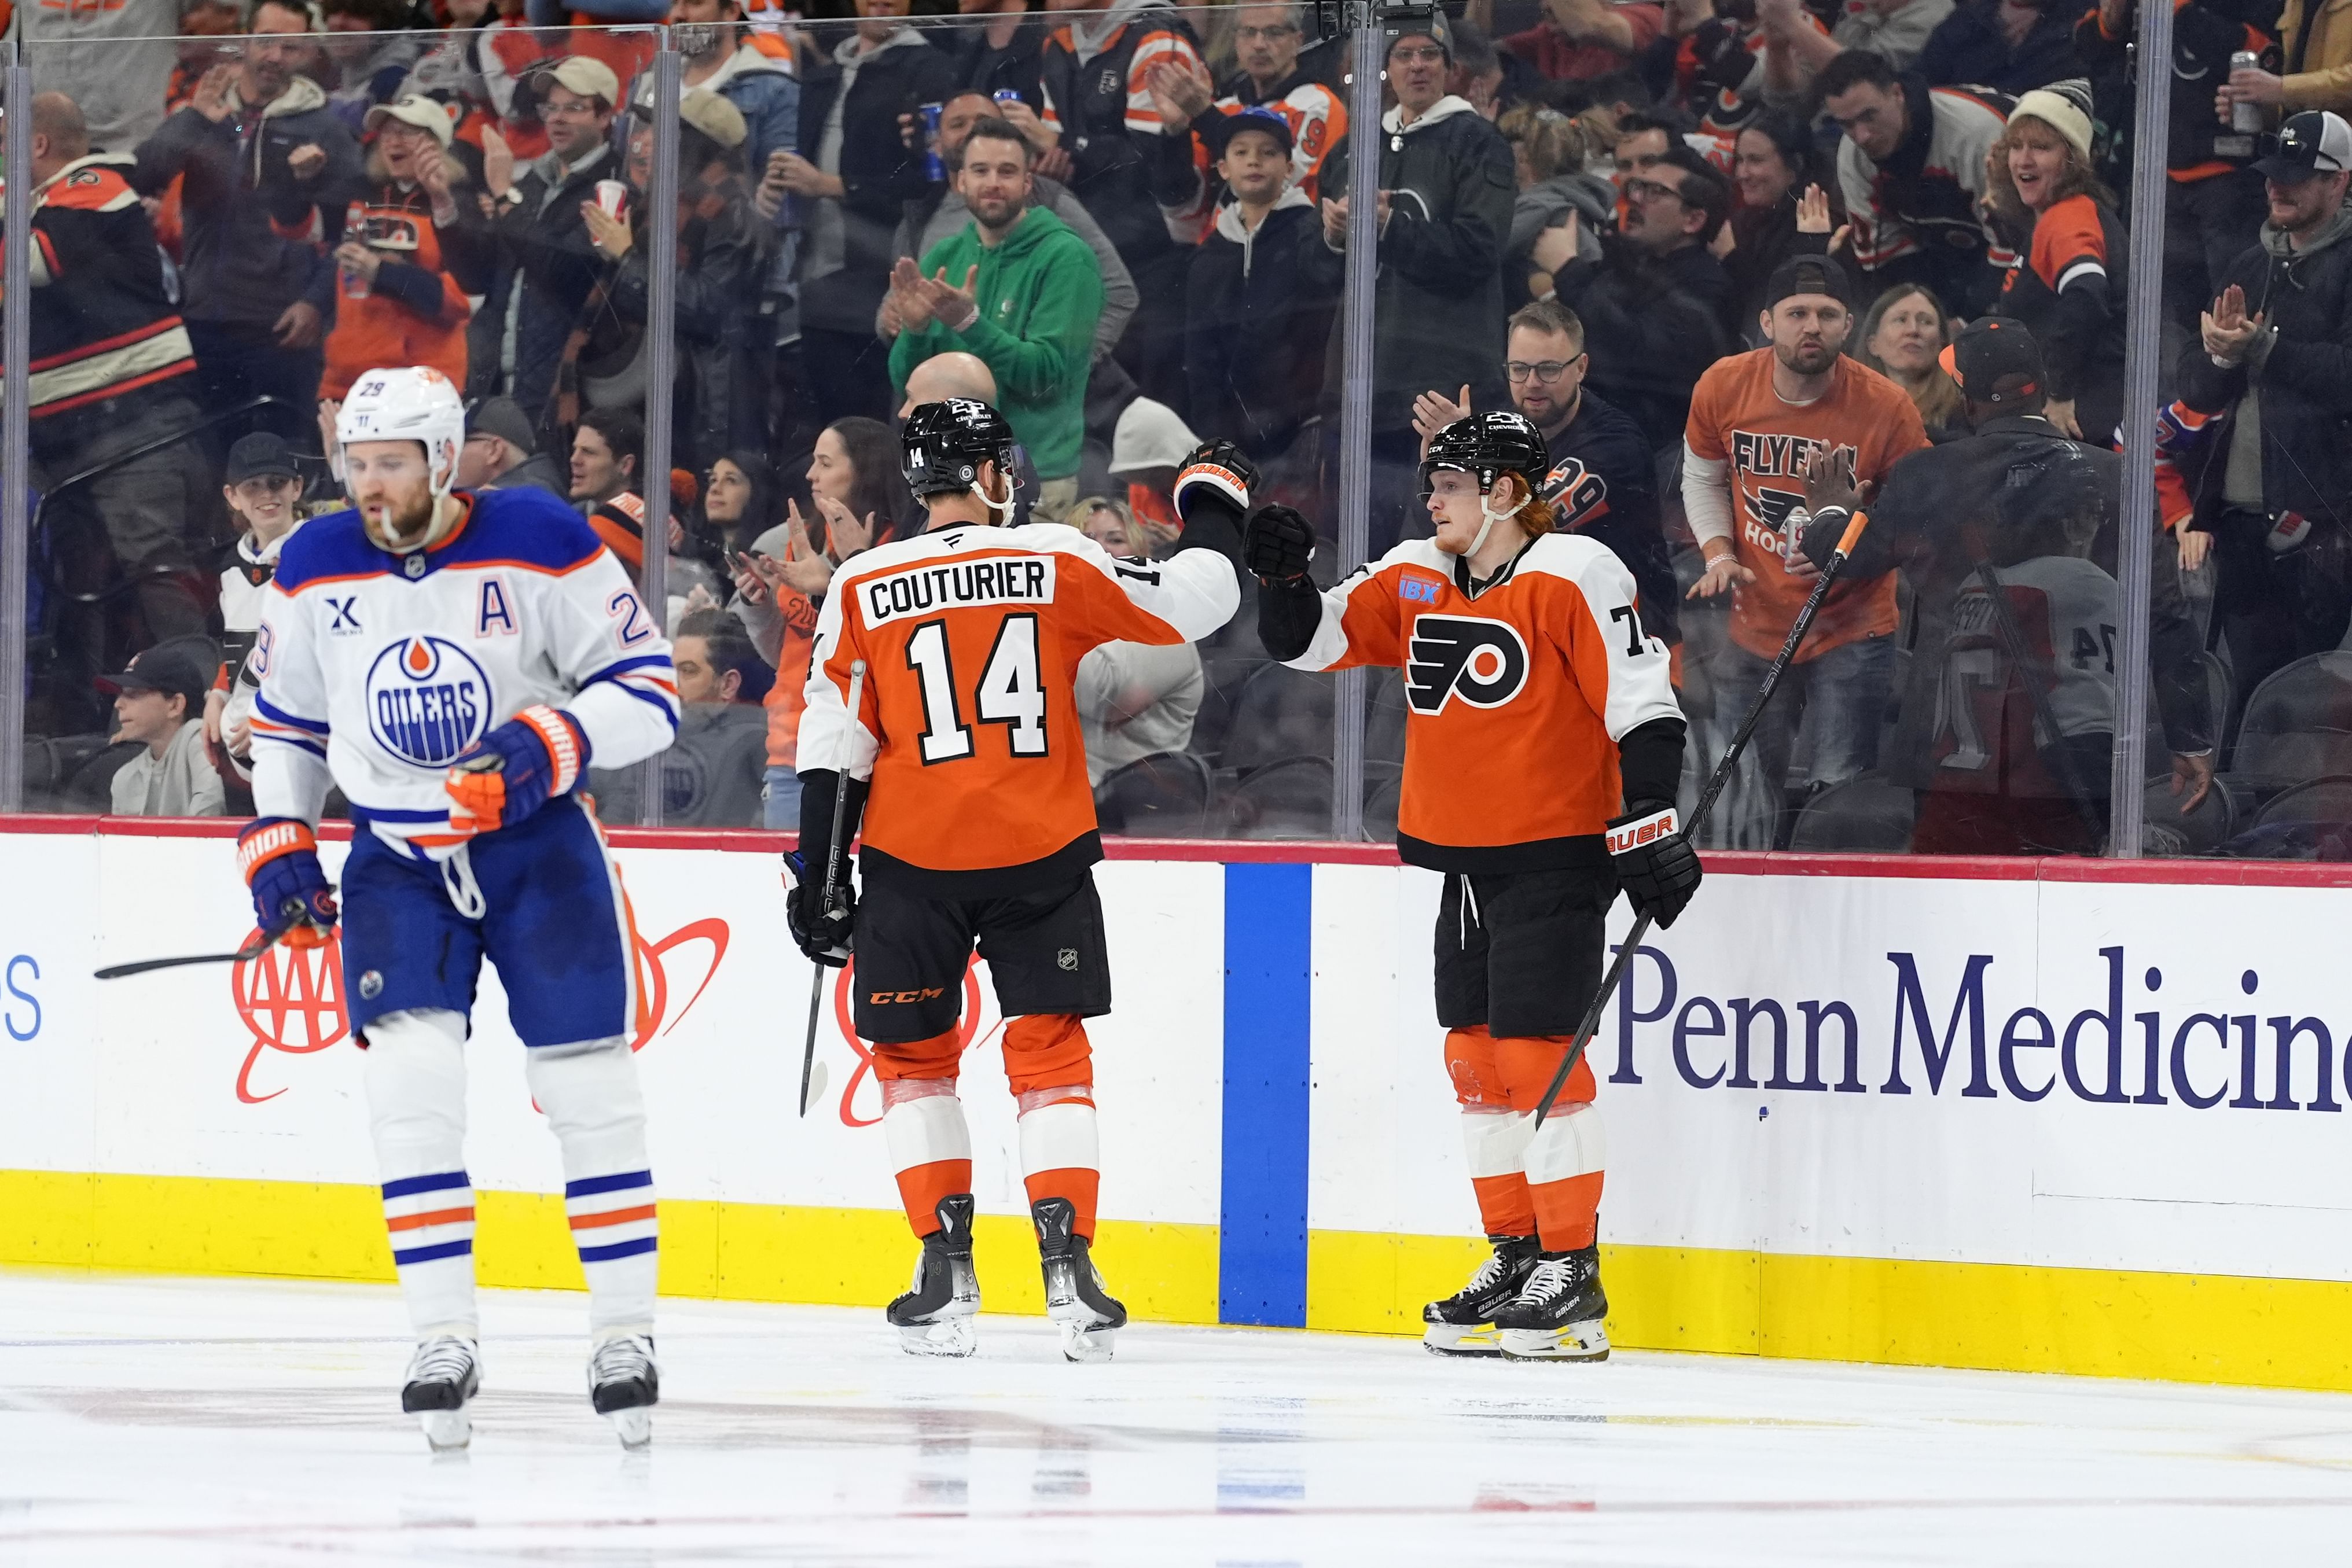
798, 524, 1239, 892
1285, 533, 1683, 871
1685, 349, 1930, 664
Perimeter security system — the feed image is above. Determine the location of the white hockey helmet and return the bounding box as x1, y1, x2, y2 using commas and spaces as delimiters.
335, 366, 466, 546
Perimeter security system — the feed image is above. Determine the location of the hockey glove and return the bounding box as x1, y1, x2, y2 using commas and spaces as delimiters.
1172, 440, 1258, 524
237, 817, 339, 949
782, 851, 857, 967
444, 705, 589, 838
1608, 800, 1701, 929
1243, 504, 1316, 586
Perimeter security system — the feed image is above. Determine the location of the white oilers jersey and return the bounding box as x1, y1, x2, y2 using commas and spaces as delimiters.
1932, 555, 2118, 783
247, 487, 679, 856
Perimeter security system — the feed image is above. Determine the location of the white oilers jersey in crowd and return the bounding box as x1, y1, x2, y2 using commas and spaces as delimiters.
1931, 555, 2118, 786
217, 522, 307, 785
247, 487, 679, 856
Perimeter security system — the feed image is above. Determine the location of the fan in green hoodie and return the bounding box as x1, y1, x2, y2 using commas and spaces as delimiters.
885, 124, 1104, 489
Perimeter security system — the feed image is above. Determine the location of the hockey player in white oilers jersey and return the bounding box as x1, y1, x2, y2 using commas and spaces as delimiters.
238, 367, 678, 1452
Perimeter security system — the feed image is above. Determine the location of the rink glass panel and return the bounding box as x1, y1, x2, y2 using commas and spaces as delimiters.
12, 14, 2295, 862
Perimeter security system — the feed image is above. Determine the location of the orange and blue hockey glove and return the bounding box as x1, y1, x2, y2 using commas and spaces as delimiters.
236, 817, 339, 949
444, 704, 589, 837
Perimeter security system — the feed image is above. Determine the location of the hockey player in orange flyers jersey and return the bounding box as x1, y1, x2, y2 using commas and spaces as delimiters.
1245, 411, 1702, 1360
787, 400, 1247, 1362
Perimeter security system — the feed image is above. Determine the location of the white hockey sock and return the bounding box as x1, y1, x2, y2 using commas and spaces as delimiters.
882, 1079, 972, 1235
1525, 1101, 1607, 1252
363, 1008, 477, 1338
1016, 1086, 1100, 1236
526, 1037, 656, 1339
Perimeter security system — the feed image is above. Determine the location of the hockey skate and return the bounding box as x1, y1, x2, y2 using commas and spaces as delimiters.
400, 1335, 480, 1452
1422, 1235, 1540, 1356
887, 1194, 980, 1357
1494, 1245, 1611, 1361
587, 1331, 659, 1449
1032, 1197, 1126, 1363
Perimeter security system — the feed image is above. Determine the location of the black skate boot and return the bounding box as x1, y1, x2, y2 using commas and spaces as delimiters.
1422, 1235, 1539, 1356
887, 1194, 980, 1357
587, 1331, 659, 1449
1494, 1245, 1610, 1361
400, 1334, 481, 1452
1032, 1197, 1126, 1363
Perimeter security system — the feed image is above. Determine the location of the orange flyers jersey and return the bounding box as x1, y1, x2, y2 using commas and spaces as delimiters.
799, 524, 1239, 891
1685, 349, 1930, 664
1289, 533, 1683, 871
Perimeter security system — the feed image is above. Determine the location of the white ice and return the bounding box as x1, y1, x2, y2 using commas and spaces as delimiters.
3, 1271, 2351, 1566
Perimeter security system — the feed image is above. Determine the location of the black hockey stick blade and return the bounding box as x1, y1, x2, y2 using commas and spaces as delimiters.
95, 923, 280, 981
1529, 511, 1874, 1128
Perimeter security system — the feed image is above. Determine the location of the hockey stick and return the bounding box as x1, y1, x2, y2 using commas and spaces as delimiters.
799, 658, 868, 1119
1531, 509, 1875, 1128
94, 906, 304, 981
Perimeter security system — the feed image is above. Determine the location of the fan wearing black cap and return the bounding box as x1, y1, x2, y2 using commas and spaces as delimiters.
2172, 110, 2352, 709
104, 637, 227, 819
1798, 316, 2217, 846
1681, 252, 1930, 848
210, 433, 311, 787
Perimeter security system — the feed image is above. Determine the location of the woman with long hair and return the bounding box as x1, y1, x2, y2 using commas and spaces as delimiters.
1854, 283, 1966, 439
1500, 102, 1615, 310
1982, 82, 2127, 443
1721, 109, 1843, 337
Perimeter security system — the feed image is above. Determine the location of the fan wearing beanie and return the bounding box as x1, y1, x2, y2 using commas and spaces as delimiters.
1982, 80, 2129, 445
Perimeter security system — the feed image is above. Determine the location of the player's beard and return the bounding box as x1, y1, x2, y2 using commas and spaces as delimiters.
364, 485, 438, 551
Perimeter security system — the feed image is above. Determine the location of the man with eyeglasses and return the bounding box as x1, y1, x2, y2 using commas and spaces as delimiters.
1412, 300, 1680, 658
1537, 143, 1733, 450
1309, 9, 1516, 550
1816, 49, 2011, 313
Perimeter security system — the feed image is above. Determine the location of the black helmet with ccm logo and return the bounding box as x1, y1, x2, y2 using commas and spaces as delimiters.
1419, 410, 1550, 502
901, 398, 1020, 499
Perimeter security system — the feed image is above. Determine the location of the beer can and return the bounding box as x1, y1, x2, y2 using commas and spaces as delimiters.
920, 101, 945, 182
2231, 50, 2265, 133
593, 179, 630, 219
1783, 505, 1813, 575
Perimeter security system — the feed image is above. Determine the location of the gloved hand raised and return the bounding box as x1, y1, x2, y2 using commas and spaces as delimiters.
1243, 504, 1316, 587
1173, 440, 1259, 523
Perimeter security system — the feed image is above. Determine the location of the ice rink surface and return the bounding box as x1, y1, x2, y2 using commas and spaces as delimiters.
5, 1272, 2352, 1566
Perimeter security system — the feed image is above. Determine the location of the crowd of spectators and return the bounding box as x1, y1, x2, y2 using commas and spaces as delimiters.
14, 0, 2352, 856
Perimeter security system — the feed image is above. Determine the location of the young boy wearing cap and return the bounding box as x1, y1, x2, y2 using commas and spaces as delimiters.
1682, 253, 1931, 847
1181, 108, 1335, 471
323, 94, 487, 401
208, 434, 314, 787
108, 638, 227, 818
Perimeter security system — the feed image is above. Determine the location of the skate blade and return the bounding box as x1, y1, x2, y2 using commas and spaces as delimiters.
1498, 1324, 1611, 1362
605, 1406, 653, 1449
896, 1317, 978, 1358
1422, 1323, 1503, 1357
1054, 1317, 1118, 1363
418, 1407, 472, 1452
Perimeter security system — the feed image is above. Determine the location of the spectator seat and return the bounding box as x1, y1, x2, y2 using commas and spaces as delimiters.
1218, 754, 1333, 840
1787, 772, 1917, 852
2140, 774, 2235, 857
1219, 660, 1335, 775
2229, 652, 2352, 792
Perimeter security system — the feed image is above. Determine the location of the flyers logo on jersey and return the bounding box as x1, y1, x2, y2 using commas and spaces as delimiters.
1405, 616, 1528, 714
366, 635, 491, 768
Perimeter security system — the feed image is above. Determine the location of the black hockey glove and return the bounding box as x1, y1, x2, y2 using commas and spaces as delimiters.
1243, 504, 1315, 586
1172, 440, 1258, 522
784, 851, 857, 967
1608, 800, 1701, 929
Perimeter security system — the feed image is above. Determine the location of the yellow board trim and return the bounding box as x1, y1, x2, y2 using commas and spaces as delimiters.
11, 1171, 2352, 1393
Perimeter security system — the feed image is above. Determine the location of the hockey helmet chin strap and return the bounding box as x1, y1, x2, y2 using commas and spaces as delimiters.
359, 440, 464, 554
973, 465, 1017, 524
1452, 474, 1519, 561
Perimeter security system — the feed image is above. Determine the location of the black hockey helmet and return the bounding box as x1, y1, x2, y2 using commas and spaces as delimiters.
1419, 411, 1550, 503
902, 398, 1019, 499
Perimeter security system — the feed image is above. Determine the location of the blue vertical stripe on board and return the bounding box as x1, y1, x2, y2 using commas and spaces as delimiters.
1219, 861, 1313, 1327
